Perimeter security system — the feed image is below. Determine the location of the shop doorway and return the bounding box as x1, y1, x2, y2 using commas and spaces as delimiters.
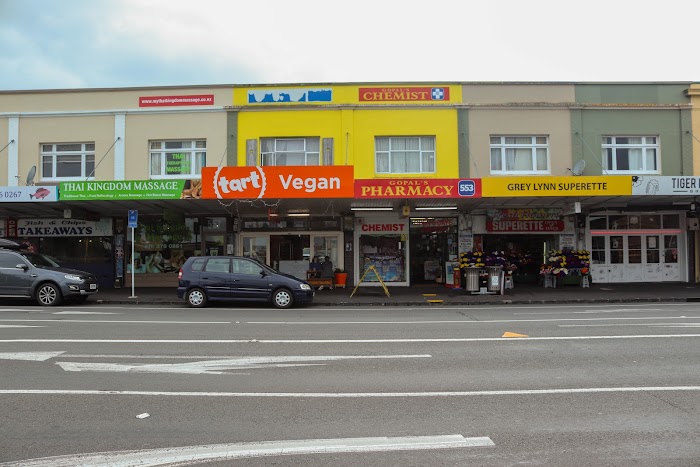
409, 217, 458, 285
482, 234, 557, 282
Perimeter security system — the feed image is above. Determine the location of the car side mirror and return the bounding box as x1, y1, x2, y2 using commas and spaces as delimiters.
16, 263, 29, 271
259, 269, 268, 277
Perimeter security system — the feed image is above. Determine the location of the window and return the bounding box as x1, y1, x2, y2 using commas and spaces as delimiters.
490, 136, 549, 174
41, 143, 95, 180
233, 258, 264, 275
204, 258, 231, 273
150, 140, 206, 178
261, 138, 319, 166
602, 136, 659, 173
375, 136, 435, 174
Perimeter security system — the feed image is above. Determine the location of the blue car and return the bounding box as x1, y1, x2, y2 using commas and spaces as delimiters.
177, 256, 314, 309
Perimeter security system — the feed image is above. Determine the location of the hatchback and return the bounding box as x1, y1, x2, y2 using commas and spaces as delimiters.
177, 256, 314, 308
0, 248, 99, 305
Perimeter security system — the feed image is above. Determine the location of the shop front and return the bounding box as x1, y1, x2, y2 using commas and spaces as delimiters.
354, 216, 408, 286
409, 217, 458, 285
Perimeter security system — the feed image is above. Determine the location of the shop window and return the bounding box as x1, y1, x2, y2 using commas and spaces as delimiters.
646, 236, 660, 263
640, 215, 661, 229
41, 143, 95, 180
359, 234, 406, 282
662, 214, 680, 229
664, 235, 678, 263
260, 137, 320, 166
628, 236, 642, 263
127, 216, 198, 274
589, 216, 608, 230
602, 136, 659, 174
489, 136, 549, 175
149, 140, 205, 179
609, 215, 629, 229
375, 136, 435, 174
610, 236, 624, 263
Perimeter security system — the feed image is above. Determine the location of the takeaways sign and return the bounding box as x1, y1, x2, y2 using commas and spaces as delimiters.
201, 166, 355, 199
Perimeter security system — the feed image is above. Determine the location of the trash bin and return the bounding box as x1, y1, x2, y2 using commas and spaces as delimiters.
486, 266, 502, 292
464, 268, 480, 292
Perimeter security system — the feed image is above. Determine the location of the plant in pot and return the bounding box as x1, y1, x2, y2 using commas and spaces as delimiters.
334, 268, 348, 288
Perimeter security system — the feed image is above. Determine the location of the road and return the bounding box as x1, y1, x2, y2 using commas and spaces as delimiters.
0, 302, 699, 466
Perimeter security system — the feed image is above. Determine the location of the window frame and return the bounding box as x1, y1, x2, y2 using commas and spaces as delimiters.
374, 136, 436, 175
602, 136, 660, 174
489, 135, 550, 175
40, 143, 96, 181
149, 140, 206, 179
260, 137, 320, 166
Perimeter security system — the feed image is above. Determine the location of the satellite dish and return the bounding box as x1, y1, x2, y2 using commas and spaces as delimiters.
571, 160, 586, 176
26, 166, 36, 186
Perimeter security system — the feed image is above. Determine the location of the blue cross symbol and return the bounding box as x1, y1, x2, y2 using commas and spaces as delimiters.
431, 88, 445, 100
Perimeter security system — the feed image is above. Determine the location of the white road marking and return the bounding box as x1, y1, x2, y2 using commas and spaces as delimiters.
560, 323, 700, 327
514, 308, 666, 315
0, 319, 229, 324
246, 316, 700, 324
1, 386, 699, 398
0, 352, 65, 361
55, 355, 431, 375
0, 325, 45, 328
2, 334, 700, 344
52, 311, 121, 315
0, 435, 494, 466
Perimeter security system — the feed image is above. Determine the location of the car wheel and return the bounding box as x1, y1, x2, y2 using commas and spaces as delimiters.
186, 288, 207, 308
272, 288, 293, 309
36, 283, 62, 306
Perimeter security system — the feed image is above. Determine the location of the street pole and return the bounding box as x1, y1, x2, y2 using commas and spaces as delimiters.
128, 226, 137, 298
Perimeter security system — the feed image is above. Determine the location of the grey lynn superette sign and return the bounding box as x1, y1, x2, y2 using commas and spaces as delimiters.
58, 180, 189, 200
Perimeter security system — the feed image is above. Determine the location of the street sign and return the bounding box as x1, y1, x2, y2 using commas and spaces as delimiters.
128, 210, 138, 228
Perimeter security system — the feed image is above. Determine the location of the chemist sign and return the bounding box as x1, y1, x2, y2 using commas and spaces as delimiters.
482, 176, 631, 197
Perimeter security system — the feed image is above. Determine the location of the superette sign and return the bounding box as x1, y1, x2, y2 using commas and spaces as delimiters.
201, 166, 354, 199
486, 208, 565, 232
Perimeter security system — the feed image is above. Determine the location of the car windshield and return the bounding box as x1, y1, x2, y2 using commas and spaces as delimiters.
19, 252, 61, 268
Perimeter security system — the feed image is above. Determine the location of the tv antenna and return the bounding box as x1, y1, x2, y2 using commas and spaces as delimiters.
571, 160, 586, 176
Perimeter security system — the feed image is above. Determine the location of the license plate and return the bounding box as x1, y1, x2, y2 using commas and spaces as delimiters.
90, 284, 97, 290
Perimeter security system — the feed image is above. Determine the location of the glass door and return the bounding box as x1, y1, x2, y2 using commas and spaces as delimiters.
242, 235, 269, 265
663, 234, 680, 281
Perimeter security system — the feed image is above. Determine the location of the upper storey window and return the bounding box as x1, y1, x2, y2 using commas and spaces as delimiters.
602, 136, 659, 173
150, 140, 205, 179
490, 136, 549, 175
261, 137, 320, 166
375, 136, 436, 174
41, 143, 95, 180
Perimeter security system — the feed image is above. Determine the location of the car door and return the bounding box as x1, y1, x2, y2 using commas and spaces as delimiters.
199, 258, 233, 299
0, 252, 33, 297
231, 258, 270, 300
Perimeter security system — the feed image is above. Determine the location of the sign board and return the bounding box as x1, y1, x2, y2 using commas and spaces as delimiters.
17, 218, 113, 237
0, 186, 58, 202
631, 176, 700, 196
354, 178, 481, 199
59, 180, 195, 201
482, 176, 632, 197
128, 210, 138, 229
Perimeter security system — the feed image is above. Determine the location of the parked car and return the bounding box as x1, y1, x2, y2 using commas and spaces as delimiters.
177, 256, 314, 309
0, 248, 99, 305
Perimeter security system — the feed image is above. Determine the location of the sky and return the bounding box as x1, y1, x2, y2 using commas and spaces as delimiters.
1, 0, 699, 91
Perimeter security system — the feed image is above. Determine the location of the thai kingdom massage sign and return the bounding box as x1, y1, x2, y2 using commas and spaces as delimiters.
201, 166, 355, 199
487, 208, 565, 232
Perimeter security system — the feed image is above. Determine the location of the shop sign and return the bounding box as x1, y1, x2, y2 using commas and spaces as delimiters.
482, 176, 632, 197
486, 208, 564, 232
0, 186, 58, 202
355, 179, 481, 198
139, 94, 214, 107
359, 86, 451, 102
59, 180, 195, 200
16, 218, 113, 237
630, 176, 700, 195
202, 166, 354, 199
5, 218, 17, 237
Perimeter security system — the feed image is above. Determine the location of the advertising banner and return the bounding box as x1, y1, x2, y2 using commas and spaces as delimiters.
0, 186, 58, 202
482, 176, 632, 197
59, 180, 200, 200
17, 218, 113, 237
201, 166, 355, 199
630, 175, 700, 196
139, 94, 214, 107
355, 178, 481, 198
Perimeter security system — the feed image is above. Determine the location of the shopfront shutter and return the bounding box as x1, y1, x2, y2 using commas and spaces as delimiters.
246, 139, 258, 166
322, 138, 334, 165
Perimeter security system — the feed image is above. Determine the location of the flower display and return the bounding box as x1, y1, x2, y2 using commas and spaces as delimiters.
540, 248, 590, 277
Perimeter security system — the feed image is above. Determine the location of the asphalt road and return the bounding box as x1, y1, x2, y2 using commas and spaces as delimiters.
0, 302, 699, 466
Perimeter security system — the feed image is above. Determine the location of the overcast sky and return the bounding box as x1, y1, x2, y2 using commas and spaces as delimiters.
1, 0, 698, 91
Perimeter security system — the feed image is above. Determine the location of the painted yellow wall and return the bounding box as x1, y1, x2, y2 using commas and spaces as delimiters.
690, 84, 700, 175
237, 108, 459, 178
468, 108, 573, 176
18, 115, 114, 181
126, 112, 228, 179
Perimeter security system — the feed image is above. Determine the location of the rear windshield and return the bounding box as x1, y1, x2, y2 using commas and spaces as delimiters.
190, 258, 206, 271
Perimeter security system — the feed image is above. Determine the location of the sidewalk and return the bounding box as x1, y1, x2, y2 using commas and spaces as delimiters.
93, 282, 700, 306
